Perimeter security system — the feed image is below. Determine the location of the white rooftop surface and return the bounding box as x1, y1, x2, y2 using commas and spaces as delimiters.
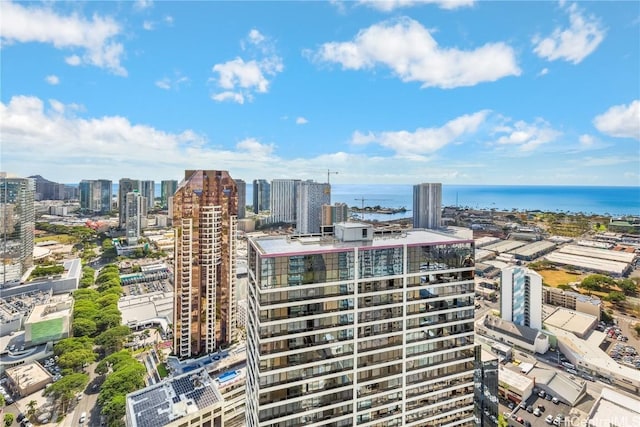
507, 240, 556, 257
474, 249, 495, 261
498, 366, 533, 392
545, 252, 628, 275
252, 226, 473, 256
25, 296, 73, 324
484, 260, 508, 270
558, 244, 636, 263
546, 326, 640, 385
118, 292, 173, 325
588, 388, 640, 426
475, 236, 501, 248
482, 240, 527, 253
544, 308, 597, 336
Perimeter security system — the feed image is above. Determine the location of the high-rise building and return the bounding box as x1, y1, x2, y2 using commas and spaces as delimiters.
252, 179, 270, 214
413, 183, 442, 230
270, 179, 300, 224
160, 180, 178, 210
119, 178, 140, 229
500, 266, 543, 330
246, 223, 476, 427
322, 202, 349, 226
173, 170, 238, 358
79, 179, 112, 214
474, 347, 499, 427
125, 191, 145, 245
235, 179, 246, 219
296, 180, 330, 234
1, 174, 35, 283
140, 180, 155, 210
28, 175, 65, 201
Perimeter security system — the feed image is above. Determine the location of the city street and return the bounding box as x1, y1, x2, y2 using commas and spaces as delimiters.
69, 361, 101, 427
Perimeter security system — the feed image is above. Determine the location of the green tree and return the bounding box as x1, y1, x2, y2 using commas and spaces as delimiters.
580, 274, 616, 293
101, 394, 126, 426
95, 326, 132, 355
58, 349, 96, 372
72, 318, 97, 337
604, 291, 626, 303
54, 337, 94, 356
94, 309, 122, 333
44, 372, 88, 412
0, 394, 5, 407
618, 278, 638, 296
26, 399, 38, 420
96, 293, 120, 308
4, 413, 14, 427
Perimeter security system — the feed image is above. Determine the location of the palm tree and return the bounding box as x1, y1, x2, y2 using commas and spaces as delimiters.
26, 399, 38, 420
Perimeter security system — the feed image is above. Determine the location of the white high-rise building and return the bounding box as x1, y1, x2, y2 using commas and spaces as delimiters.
270, 179, 300, 224
413, 183, 442, 230
140, 180, 155, 210
246, 223, 476, 427
500, 266, 543, 330
296, 180, 330, 234
125, 191, 145, 245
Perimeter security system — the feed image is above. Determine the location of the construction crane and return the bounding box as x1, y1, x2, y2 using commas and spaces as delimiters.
353, 197, 389, 220
326, 169, 339, 184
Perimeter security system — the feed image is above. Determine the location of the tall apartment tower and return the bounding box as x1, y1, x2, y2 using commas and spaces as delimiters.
119, 178, 140, 229
296, 180, 330, 234
500, 266, 543, 330
270, 179, 300, 224
246, 223, 476, 427
125, 191, 145, 245
79, 179, 112, 214
28, 175, 65, 201
160, 180, 178, 210
322, 202, 349, 226
173, 170, 238, 358
140, 180, 155, 210
252, 179, 270, 214
1, 174, 35, 283
235, 179, 246, 219
413, 183, 442, 230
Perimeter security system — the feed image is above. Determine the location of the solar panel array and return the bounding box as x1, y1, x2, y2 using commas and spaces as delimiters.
131, 387, 172, 427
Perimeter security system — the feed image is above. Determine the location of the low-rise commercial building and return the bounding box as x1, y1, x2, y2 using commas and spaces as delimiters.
5, 361, 52, 397
477, 315, 550, 354
24, 295, 73, 346
542, 287, 601, 320
587, 387, 640, 427
497, 366, 533, 405
543, 307, 597, 339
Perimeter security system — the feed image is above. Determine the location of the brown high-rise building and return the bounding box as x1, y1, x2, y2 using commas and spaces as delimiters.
173, 170, 238, 358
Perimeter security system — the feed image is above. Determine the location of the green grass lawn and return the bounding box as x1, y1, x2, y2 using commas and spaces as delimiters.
157, 362, 168, 378
34, 234, 78, 244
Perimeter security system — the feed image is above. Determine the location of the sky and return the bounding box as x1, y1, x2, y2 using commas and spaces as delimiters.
1, 0, 639, 186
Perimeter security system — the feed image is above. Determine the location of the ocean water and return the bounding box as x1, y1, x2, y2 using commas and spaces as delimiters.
106, 183, 639, 218
254, 184, 640, 219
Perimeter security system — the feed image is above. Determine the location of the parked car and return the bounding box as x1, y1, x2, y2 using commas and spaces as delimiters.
552, 397, 560, 404
534, 408, 542, 417
545, 415, 554, 424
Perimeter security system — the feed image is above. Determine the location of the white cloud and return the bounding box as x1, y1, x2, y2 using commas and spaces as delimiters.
211, 91, 245, 104
143, 21, 154, 31
44, 75, 60, 85
351, 110, 488, 155
296, 117, 308, 125
1, 1, 126, 75
311, 17, 520, 89
358, 0, 475, 11
211, 30, 283, 103
134, 0, 153, 11
65, 55, 82, 66
236, 138, 275, 157
155, 73, 189, 91
593, 100, 640, 140
581, 156, 636, 167
579, 134, 594, 147
538, 67, 549, 77
164, 16, 174, 26
493, 118, 561, 152
532, 3, 605, 64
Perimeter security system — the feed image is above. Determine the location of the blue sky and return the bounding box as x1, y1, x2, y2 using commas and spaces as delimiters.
1, 0, 639, 186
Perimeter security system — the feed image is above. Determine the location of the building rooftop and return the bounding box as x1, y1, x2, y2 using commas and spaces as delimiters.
498, 366, 533, 393
127, 368, 222, 427
6, 361, 52, 390
527, 366, 586, 406
507, 240, 556, 258
482, 240, 527, 254
25, 295, 73, 324
557, 244, 636, 264
482, 315, 543, 345
544, 251, 629, 276
587, 387, 640, 427
251, 224, 472, 256
543, 307, 597, 337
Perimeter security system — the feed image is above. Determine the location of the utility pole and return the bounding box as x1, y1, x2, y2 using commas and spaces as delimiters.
327, 169, 338, 184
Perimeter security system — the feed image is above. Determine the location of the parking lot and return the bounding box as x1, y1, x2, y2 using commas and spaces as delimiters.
501, 389, 571, 427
